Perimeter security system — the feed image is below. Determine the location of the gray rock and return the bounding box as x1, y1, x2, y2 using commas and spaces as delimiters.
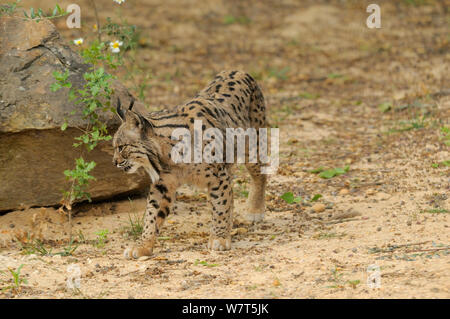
0, 17, 149, 211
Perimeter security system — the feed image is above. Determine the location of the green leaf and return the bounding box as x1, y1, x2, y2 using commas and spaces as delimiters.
91, 85, 100, 96
281, 192, 294, 204
327, 73, 343, 79
378, 102, 392, 113
335, 166, 349, 174
318, 166, 349, 179
311, 194, 322, 202
61, 122, 68, 131
50, 82, 61, 92
281, 192, 302, 204
309, 167, 325, 174
319, 170, 336, 179
293, 196, 302, 203
89, 101, 97, 112
299, 92, 319, 99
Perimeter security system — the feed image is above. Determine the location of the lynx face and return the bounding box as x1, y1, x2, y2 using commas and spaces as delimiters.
112, 100, 162, 183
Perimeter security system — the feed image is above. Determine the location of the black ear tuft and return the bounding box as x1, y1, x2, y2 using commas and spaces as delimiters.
128, 98, 135, 111
116, 98, 125, 120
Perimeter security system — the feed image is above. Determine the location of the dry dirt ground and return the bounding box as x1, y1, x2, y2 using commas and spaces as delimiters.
1, 0, 449, 298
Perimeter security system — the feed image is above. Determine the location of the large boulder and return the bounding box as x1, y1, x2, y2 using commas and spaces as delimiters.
0, 17, 149, 211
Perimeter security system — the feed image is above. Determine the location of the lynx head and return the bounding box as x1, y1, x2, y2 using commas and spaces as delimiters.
113, 98, 161, 183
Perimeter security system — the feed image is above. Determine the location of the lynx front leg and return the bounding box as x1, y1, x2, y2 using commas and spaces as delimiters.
124, 179, 175, 259
207, 166, 233, 251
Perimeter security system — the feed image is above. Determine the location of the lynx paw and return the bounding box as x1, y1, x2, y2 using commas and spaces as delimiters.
244, 197, 265, 223
123, 245, 153, 259
208, 236, 231, 251
246, 212, 265, 222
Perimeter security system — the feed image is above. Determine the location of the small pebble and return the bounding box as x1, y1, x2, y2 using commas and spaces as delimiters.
312, 203, 326, 213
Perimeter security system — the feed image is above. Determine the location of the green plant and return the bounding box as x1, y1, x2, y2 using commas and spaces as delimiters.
23, 4, 67, 22
315, 232, 347, 240
280, 192, 302, 204
54, 240, 79, 256
0, 0, 20, 15
194, 260, 219, 267
387, 115, 428, 133
327, 73, 344, 79
223, 15, 251, 25
326, 266, 344, 289
0, 1, 68, 20
62, 158, 97, 203
122, 203, 145, 241
299, 92, 320, 100
1, 264, 28, 293
268, 67, 289, 80
48, 2, 139, 245
440, 126, 450, 146
346, 279, 361, 289
102, 17, 139, 51
309, 166, 350, 179
50, 5, 139, 219
378, 102, 392, 113
420, 208, 449, 214
310, 194, 323, 202
52, 59, 115, 206
95, 229, 109, 248
77, 230, 87, 244
431, 160, 450, 168
18, 238, 78, 257
21, 239, 52, 256
403, 0, 428, 6
235, 180, 249, 198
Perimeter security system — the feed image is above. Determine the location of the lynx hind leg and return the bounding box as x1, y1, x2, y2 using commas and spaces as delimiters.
207, 166, 233, 251
245, 163, 266, 223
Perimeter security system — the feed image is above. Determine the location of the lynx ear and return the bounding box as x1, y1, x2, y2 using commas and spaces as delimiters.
128, 98, 135, 111
116, 98, 125, 120
125, 109, 146, 131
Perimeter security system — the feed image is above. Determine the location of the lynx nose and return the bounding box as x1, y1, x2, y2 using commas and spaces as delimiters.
113, 158, 125, 167
117, 160, 127, 168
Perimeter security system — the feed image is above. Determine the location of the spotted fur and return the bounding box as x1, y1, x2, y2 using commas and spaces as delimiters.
113, 70, 267, 259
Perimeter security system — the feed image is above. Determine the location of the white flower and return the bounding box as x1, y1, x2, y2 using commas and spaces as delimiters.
113, 0, 126, 4
109, 40, 123, 53
73, 38, 84, 46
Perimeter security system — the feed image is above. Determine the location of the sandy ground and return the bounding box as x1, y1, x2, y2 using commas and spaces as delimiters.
0, 0, 449, 298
